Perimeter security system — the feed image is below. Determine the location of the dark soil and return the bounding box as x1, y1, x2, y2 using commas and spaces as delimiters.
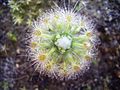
0, 0, 120, 90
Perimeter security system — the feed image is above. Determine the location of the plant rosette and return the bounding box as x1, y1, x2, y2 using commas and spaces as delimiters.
29, 8, 98, 80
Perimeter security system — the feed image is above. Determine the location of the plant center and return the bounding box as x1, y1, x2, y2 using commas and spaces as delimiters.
55, 35, 72, 53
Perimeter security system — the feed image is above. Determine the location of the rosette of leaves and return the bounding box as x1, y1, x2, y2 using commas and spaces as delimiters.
28, 6, 98, 80
9, 0, 54, 25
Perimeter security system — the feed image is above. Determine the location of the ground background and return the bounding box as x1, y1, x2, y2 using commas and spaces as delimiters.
0, 0, 120, 90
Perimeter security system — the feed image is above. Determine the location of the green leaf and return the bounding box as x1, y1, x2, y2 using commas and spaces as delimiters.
7, 32, 17, 42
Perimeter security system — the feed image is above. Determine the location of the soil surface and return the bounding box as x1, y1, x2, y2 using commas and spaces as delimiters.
0, 0, 120, 90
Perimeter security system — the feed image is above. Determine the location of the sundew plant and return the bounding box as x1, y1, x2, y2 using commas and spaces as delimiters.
28, 0, 98, 80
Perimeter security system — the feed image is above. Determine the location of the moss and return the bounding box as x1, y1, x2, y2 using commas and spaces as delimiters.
9, 0, 54, 25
